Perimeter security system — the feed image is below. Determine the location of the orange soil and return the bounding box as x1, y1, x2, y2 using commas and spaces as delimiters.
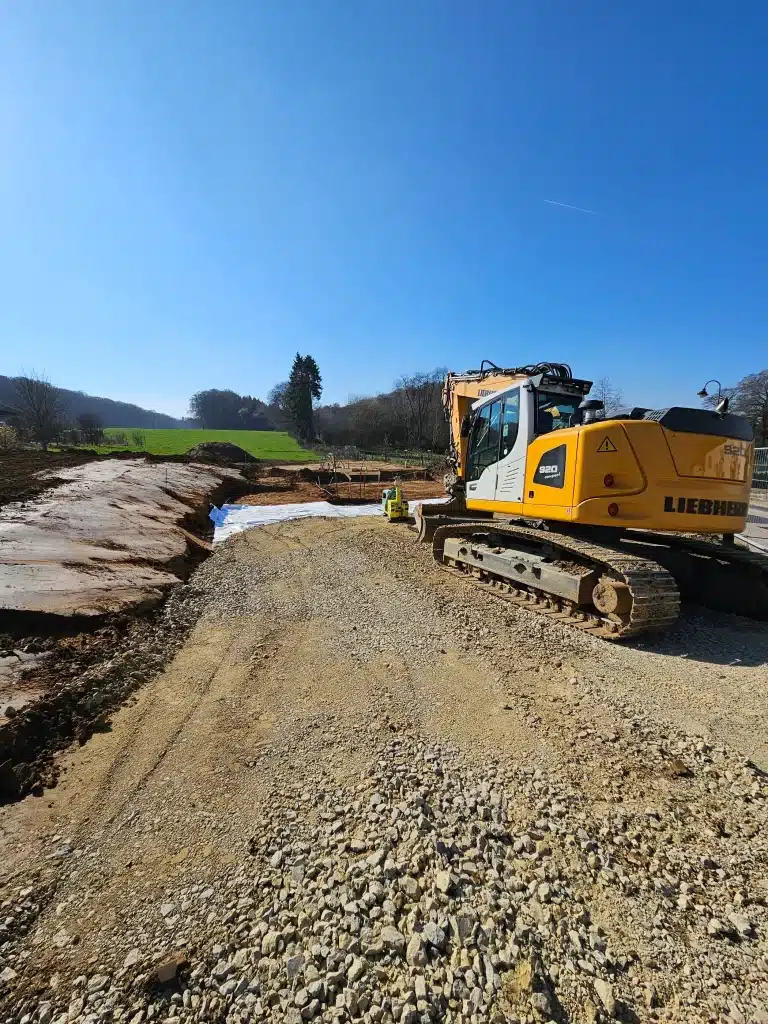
236, 476, 446, 506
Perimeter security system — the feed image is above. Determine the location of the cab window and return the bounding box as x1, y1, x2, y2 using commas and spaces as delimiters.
467, 400, 501, 481
501, 389, 520, 456
536, 392, 580, 434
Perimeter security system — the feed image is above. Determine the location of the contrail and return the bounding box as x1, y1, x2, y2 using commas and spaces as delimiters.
544, 199, 598, 215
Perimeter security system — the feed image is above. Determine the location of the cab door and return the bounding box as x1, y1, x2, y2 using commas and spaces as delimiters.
465, 398, 502, 501
494, 387, 529, 503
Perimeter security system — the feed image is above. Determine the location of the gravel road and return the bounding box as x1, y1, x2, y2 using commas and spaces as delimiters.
0, 518, 766, 1024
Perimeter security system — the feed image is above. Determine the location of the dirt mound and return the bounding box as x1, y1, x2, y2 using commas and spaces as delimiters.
186, 441, 252, 464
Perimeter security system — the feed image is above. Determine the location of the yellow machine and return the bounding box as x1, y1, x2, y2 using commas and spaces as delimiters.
382, 485, 409, 522
417, 360, 766, 638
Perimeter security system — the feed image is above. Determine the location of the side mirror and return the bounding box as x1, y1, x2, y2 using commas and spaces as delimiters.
460, 414, 472, 438
716, 396, 730, 416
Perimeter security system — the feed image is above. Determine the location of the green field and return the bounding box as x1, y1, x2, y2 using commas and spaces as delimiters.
98, 428, 317, 461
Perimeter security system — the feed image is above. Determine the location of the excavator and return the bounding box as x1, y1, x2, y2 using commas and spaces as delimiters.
415, 360, 767, 639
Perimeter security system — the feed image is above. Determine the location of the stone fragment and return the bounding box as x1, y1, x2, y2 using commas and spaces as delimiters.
424, 920, 446, 947
530, 989, 554, 1018
435, 871, 454, 894
726, 912, 752, 936
152, 953, 187, 984
406, 933, 427, 967
380, 926, 406, 956
123, 949, 140, 969
348, 957, 366, 983
593, 979, 617, 1018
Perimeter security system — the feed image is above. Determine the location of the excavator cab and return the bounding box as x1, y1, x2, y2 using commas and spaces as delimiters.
464, 376, 590, 506
535, 392, 582, 432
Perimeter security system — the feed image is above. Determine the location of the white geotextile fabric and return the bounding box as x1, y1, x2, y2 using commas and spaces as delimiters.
212, 498, 449, 544
212, 498, 767, 552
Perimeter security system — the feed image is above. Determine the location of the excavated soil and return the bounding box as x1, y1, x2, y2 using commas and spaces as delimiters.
0, 519, 766, 1024
0, 451, 98, 509
0, 458, 257, 799
187, 442, 253, 464
235, 476, 447, 507
0, 460, 243, 617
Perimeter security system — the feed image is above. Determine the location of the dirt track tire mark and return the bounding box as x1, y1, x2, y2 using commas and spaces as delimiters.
81, 630, 244, 830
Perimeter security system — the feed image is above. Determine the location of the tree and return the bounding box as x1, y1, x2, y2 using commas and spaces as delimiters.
189, 389, 243, 429
264, 381, 293, 432
592, 377, 624, 417
237, 395, 276, 430
705, 370, 768, 445
0, 425, 20, 451
285, 354, 323, 442
14, 372, 62, 449
76, 412, 104, 445
312, 367, 448, 452
268, 381, 290, 410
189, 388, 279, 430
394, 373, 430, 448
393, 370, 445, 447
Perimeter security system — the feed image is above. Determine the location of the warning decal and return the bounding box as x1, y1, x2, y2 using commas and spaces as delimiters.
597, 437, 617, 453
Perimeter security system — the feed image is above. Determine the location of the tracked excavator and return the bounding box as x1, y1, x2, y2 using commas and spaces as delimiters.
416, 360, 767, 639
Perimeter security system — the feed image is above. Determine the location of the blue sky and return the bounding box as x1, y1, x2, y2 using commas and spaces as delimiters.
1, 1, 766, 418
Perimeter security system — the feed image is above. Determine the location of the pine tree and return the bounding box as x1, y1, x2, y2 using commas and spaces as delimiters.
285, 354, 323, 442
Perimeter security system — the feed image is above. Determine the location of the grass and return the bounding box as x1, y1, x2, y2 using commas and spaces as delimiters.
92, 428, 317, 461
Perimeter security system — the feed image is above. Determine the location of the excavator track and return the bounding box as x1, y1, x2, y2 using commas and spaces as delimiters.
432, 522, 681, 640
622, 531, 768, 620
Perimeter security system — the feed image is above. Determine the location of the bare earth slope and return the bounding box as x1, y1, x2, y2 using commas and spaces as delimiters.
0, 459, 241, 616
0, 519, 766, 1024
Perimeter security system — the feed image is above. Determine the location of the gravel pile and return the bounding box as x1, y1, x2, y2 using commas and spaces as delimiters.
4, 731, 765, 1024
193, 541, 449, 669
1, 521, 767, 1024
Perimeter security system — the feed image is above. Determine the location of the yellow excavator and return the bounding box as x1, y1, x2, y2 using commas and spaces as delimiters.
416, 360, 766, 638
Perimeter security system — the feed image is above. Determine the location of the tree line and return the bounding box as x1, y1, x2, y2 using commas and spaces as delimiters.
0, 374, 187, 430
314, 370, 450, 451
0, 374, 128, 449
191, 357, 450, 452
6, 362, 767, 455
188, 356, 323, 441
